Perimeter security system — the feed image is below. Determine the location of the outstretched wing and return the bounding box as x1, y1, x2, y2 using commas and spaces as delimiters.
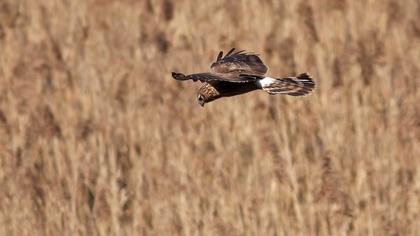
172, 72, 260, 83
210, 48, 268, 76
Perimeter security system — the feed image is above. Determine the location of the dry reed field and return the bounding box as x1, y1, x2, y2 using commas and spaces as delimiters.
1, 0, 420, 235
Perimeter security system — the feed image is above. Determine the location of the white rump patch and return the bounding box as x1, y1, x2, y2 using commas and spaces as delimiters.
257, 77, 277, 88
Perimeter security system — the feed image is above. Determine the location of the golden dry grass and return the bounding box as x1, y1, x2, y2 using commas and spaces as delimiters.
1, 0, 420, 235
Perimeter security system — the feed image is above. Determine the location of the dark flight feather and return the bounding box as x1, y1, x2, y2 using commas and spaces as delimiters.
172, 72, 260, 83
216, 51, 223, 61
211, 48, 268, 76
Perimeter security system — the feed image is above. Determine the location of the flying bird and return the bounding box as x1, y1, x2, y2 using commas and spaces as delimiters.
172, 48, 315, 106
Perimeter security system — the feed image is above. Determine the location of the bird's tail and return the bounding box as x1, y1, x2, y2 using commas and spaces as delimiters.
259, 73, 315, 96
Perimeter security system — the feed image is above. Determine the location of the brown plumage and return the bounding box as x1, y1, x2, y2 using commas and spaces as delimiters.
171, 48, 315, 106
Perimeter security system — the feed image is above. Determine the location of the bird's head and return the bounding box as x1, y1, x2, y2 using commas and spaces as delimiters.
197, 84, 220, 107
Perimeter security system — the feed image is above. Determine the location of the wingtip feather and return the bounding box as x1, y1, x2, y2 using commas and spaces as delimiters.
216, 51, 223, 61
225, 48, 236, 57
172, 72, 188, 80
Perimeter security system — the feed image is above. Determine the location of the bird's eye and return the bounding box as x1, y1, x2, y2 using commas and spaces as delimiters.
197, 95, 203, 101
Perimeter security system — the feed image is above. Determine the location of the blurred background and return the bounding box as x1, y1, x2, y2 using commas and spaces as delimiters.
0, 0, 419, 235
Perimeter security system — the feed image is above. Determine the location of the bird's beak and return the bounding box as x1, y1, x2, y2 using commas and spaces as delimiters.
198, 100, 206, 107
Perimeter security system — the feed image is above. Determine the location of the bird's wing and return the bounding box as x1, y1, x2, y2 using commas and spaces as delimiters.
172, 72, 261, 84
210, 48, 268, 76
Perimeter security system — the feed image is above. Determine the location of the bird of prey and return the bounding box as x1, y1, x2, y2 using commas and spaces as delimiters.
172, 48, 315, 106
